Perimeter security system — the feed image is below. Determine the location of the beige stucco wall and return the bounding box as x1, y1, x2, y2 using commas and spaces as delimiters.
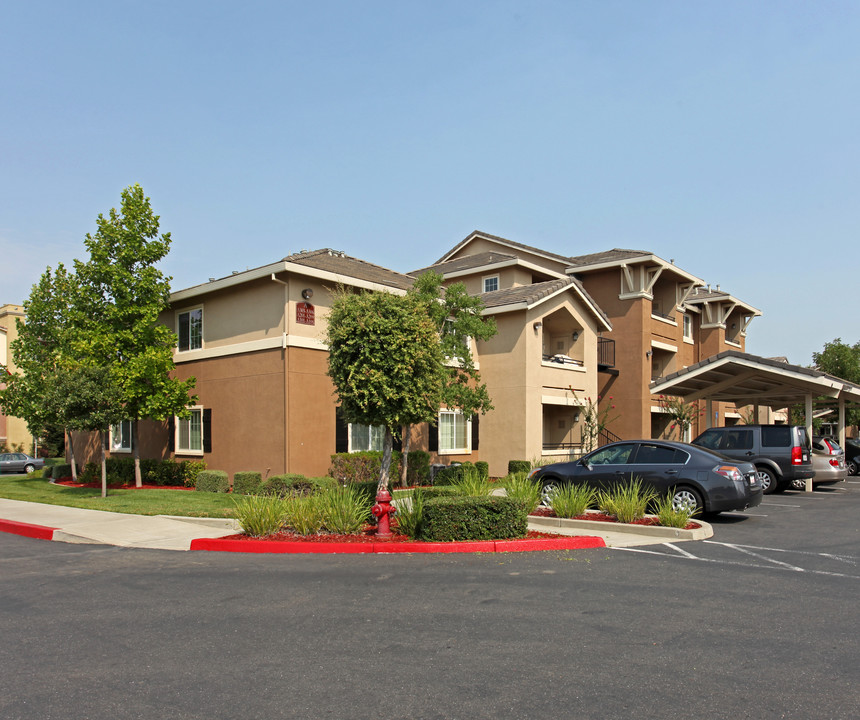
0, 304, 32, 451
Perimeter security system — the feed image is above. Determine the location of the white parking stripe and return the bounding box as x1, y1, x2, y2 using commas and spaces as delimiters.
720, 543, 805, 572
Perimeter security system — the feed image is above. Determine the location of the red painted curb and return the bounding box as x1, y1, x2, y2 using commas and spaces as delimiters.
0, 519, 57, 541
190, 535, 606, 554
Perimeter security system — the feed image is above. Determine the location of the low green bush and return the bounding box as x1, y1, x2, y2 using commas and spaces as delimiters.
195, 470, 230, 493
233, 494, 289, 537
329, 451, 430, 486
52, 463, 73, 480
503, 472, 542, 514
597, 478, 656, 523
233, 471, 263, 495
262, 474, 336, 497
475, 461, 489, 480
507, 460, 531, 475
418, 496, 527, 541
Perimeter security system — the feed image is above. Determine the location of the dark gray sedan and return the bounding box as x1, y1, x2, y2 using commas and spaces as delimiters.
0, 452, 45, 474
528, 440, 762, 515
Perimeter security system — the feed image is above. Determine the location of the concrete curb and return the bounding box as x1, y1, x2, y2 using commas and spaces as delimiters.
528, 514, 714, 541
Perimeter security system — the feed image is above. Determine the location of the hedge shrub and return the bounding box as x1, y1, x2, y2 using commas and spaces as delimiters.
52, 463, 73, 479
233, 471, 263, 495
195, 470, 230, 493
329, 451, 431, 486
262, 474, 336, 497
475, 461, 489, 480
418, 496, 528, 542
507, 460, 531, 475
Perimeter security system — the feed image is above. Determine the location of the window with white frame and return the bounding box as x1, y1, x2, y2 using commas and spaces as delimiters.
438, 410, 471, 453
110, 420, 133, 453
176, 407, 204, 454
349, 423, 385, 452
482, 275, 499, 293
683, 314, 693, 341
177, 307, 203, 352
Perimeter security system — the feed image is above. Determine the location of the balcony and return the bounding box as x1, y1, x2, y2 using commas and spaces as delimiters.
598, 337, 617, 374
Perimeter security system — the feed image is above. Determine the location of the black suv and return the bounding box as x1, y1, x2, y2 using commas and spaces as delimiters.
691, 425, 813, 494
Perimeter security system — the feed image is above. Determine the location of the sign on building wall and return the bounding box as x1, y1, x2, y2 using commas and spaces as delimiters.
296, 302, 315, 326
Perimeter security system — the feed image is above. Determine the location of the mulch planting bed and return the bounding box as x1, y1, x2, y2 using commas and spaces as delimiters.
53, 478, 193, 490
529, 506, 700, 530
222, 527, 566, 543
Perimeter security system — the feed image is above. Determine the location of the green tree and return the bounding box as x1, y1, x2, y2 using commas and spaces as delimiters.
327, 273, 497, 493
811, 338, 860, 427
73, 184, 197, 487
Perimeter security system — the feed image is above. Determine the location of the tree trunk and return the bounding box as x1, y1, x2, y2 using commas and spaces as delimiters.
66, 428, 78, 481
378, 427, 393, 495
133, 420, 142, 488
100, 430, 107, 498
399, 425, 411, 488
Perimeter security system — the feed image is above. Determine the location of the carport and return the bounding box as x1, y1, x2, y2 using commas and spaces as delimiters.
650, 351, 860, 491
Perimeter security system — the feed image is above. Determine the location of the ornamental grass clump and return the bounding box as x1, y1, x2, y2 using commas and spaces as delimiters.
549, 483, 597, 518
452, 466, 493, 497
652, 492, 698, 528
503, 472, 543, 514
232, 494, 290, 537
283, 495, 326, 535
597, 478, 656, 524
318, 485, 372, 534
395, 489, 426, 539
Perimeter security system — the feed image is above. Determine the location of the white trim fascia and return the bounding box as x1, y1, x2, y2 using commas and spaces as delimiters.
651, 340, 678, 352
481, 283, 613, 331
651, 314, 678, 327
724, 412, 741, 419
724, 339, 743, 349
541, 395, 587, 407
650, 406, 670, 414
174, 335, 328, 363
687, 294, 762, 317
683, 337, 695, 346
170, 261, 408, 303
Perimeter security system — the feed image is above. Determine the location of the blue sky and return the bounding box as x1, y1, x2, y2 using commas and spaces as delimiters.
2, 1, 858, 365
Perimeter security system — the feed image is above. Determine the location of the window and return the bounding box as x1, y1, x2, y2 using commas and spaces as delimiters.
587, 443, 635, 465
177, 407, 204, 454
683, 314, 693, 340
110, 420, 133, 453
439, 410, 470, 453
350, 423, 385, 452
177, 307, 203, 351
482, 275, 499, 293
635, 444, 688, 464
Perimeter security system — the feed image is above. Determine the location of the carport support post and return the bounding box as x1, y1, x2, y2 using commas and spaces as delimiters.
705, 399, 713, 429
805, 394, 813, 493
838, 398, 846, 448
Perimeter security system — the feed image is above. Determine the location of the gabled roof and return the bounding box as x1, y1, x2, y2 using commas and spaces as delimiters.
171, 248, 413, 302
567, 248, 654, 267
435, 230, 573, 267
480, 277, 612, 330
282, 249, 414, 290
411, 251, 520, 277
566, 248, 704, 286
650, 350, 860, 408
685, 286, 761, 316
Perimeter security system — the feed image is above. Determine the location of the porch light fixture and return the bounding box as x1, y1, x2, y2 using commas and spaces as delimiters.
646, 350, 653, 358
533, 321, 542, 332
572, 331, 580, 341
302, 288, 314, 300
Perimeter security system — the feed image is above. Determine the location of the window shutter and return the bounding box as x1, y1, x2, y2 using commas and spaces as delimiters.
471, 415, 479, 451
335, 407, 348, 453
202, 409, 212, 453
428, 421, 438, 452
168, 417, 175, 452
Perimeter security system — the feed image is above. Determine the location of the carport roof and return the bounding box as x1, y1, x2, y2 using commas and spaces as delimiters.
650, 351, 860, 408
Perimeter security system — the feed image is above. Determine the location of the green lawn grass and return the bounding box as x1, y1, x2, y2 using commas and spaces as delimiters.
0, 474, 237, 518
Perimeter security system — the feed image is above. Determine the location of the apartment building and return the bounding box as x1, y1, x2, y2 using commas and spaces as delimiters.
0, 304, 30, 452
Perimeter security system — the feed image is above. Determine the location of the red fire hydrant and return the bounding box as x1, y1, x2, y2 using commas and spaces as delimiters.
371, 489, 396, 538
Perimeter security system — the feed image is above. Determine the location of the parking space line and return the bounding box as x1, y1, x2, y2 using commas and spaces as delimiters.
720, 543, 804, 572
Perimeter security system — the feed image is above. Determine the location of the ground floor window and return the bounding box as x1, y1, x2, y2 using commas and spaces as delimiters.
439, 410, 471, 453
110, 420, 133, 453
177, 408, 204, 455
350, 423, 385, 452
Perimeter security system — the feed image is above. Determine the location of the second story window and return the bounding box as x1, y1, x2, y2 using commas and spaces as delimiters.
483, 275, 499, 293
177, 307, 203, 352
683, 314, 692, 340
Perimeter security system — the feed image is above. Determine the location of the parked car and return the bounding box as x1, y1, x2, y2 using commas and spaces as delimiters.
0, 452, 45, 475
691, 424, 813, 494
813, 436, 842, 455
527, 440, 762, 516
840, 438, 860, 476
790, 449, 847, 490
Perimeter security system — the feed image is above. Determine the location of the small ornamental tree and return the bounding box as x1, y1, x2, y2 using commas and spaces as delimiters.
657, 394, 702, 440
812, 338, 860, 427
73, 184, 197, 487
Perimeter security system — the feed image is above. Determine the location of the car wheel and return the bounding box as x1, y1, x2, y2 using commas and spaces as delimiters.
671, 486, 703, 516
789, 477, 806, 491
757, 467, 778, 494
540, 481, 560, 508
848, 459, 858, 476
24, 464, 35, 474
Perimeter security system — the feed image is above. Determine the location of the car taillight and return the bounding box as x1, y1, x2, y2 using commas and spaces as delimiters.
714, 465, 743, 482
830, 458, 839, 468
791, 446, 803, 465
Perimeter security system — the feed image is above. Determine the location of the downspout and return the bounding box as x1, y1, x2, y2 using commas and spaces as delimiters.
272, 274, 289, 474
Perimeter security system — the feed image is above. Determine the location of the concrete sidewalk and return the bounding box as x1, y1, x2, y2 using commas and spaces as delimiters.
0, 498, 708, 551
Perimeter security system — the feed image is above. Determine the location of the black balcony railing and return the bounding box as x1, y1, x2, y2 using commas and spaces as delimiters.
597, 337, 616, 369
